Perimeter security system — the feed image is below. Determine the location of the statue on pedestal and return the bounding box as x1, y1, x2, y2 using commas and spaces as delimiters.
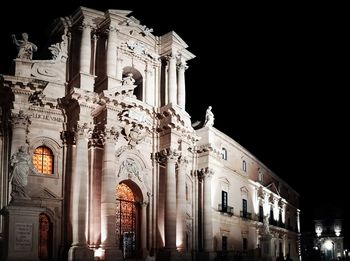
263, 214, 270, 235
9, 145, 36, 199
12, 32, 38, 60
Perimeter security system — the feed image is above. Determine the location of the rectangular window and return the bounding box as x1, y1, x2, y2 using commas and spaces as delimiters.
243, 160, 247, 172
222, 236, 227, 251
222, 191, 228, 212
242, 199, 247, 217
243, 238, 248, 250
259, 205, 264, 222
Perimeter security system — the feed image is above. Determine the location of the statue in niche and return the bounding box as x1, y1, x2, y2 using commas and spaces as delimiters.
12, 32, 38, 60
204, 106, 214, 127
122, 72, 136, 86
9, 145, 37, 199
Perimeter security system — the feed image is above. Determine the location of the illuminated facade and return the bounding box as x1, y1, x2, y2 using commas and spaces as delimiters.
314, 219, 344, 260
0, 7, 300, 261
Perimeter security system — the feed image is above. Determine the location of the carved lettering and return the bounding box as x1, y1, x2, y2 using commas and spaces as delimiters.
30, 113, 62, 122
14, 223, 33, 251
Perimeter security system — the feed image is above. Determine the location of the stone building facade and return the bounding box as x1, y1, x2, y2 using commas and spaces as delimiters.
0, 7, 300, 261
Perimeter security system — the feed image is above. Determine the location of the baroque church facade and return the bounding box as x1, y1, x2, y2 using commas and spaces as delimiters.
0, 7, 300, 261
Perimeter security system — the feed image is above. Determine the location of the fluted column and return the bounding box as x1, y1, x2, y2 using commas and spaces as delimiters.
106, 26, 117, 78
176, 156, 188, 251
141, 201, 148, 252
167, 54, 177, 104
202, 168, 214, 252
177, 61, 187, 109
68, 122, 94, 261
145, 63, 154, 105
80, 20, 92, 74
101, 127, 121, 260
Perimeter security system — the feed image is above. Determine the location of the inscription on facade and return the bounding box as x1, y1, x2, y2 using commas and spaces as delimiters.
14, 223, 33, 251
30, 113, 62, 122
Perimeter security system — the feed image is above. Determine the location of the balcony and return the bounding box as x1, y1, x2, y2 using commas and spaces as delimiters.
218, 204, 234, 215
240, 211, 252, 220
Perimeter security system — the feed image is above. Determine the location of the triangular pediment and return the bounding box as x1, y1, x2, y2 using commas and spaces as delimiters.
266, 182, 280, 196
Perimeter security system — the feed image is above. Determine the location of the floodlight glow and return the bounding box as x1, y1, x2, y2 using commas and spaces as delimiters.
324, 240, 333, 251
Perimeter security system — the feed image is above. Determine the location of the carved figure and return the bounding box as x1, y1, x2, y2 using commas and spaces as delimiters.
263, 215, 270, 234
122, 73, 135, 86
204, 106, 214, 127
12, 32, 38, 60
124, 125, 148, 147
9, 145, 37, 198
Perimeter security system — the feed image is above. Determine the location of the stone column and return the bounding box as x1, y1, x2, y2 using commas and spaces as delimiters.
80, 20, 92, 74
145, 63, 154, 105
106, 26, 117, 78
68, 122, 94, 261
177, 61, 187, 109
162, 149, 179, 250
167, 54, 177, 105
100, 127, 121, 260
202, 168, 214, 252
176, 156, 187, 251
10, 111, 29, 153
141, 201, 148, 255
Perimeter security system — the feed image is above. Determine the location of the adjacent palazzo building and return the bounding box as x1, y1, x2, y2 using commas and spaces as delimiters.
0, 6, 300, 261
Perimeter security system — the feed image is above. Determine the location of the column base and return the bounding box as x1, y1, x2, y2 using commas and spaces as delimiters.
68, 245, 94, 261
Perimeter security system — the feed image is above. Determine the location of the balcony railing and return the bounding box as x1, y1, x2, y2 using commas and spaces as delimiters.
218, 204, 234, 215
240, 211, 252, 220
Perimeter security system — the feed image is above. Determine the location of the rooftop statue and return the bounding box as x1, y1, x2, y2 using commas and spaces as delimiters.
12, 32, 38, 60
204, 106, 214, 127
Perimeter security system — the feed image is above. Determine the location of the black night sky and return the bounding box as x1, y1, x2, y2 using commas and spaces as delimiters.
0, 1, 348, 246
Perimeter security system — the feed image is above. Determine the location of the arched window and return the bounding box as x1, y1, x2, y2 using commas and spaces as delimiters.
221, 148, 227, 160
33, 146, 54, 175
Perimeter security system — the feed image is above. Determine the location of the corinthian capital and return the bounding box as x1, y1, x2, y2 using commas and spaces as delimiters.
104, 126, 120, 141
177, 61, 188, 71
75, 122, 93, 140
11, 110, 30, 129
81, 19, 95, 30
165, 54, 177, 64
197, 167, 214, 181
178, 155, 189, 166
155, 148, 181, 165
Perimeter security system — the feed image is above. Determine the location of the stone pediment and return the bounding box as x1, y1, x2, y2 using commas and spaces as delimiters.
266, 182, 280, 197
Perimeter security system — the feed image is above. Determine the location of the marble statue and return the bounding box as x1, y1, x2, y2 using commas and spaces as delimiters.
204, 106, 214, 127
263, 214, 270, 234
12, 32, 38, 60
9, 145, 36, 198
122, 72, 135, 86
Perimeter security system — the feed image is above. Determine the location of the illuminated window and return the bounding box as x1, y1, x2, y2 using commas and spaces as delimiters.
33, 146, 54, 175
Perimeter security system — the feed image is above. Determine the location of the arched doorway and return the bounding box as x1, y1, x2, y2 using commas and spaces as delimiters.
116, 181, 142, 258
38, 213, 52, 260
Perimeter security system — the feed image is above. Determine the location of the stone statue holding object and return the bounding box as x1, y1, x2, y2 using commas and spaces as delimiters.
204, 106, 214, 127
122, 72, 136, 86
263, 214, 270, 234
9, 145, 37, 199
12, 32, 38, 60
